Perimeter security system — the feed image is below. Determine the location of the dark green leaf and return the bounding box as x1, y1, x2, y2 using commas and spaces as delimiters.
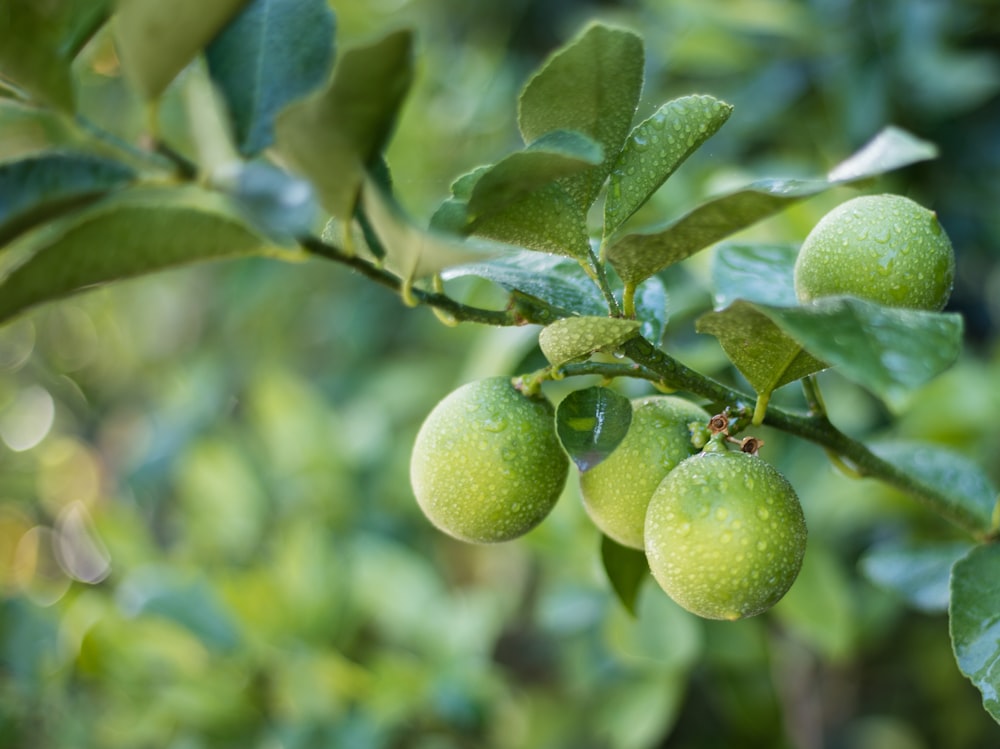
210, 161, 318, 241
604, 95, 733, 236
274, 29, 413, 221
711, 243, 799, 308
860, 540, 974, 613
518, 23, 643, 209
467, 130, 603, 218
761, 298, 963, 410
606, 126, 939, 286
601, 534, 648, 616
555, 386, 633, 471
696, 300, 826, 396
0, 153, 135, 248
206, 0, 336, 155
114, 0, 253, 99
950, 544, 1000, 723
539, 316, 642, 368
871, 442, 998, 534
441, 252, 606, 315
634, 275, 668, 346
0, 185, 272, 325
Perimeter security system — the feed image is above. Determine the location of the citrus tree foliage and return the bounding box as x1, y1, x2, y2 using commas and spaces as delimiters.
1, 1, 1000, 744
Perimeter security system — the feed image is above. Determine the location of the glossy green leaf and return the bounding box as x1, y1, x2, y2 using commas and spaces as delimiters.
555, 386, 633, 471
696, 300, 826, 396
761, 297, 963, 410
711, 242, 799, 308
467, 130, 603, 219
600, 534, 648, 617
206, 0, 336, 155
604, 95, 733, 236
860, 540, 974, 613
0, 153, 135, 248
0, 185, 273, 324
634, 275, 669, 346
275, 29, 413, 222
360, 180, 514, 281
606, 126, 939, 286
518, 23, 643, 209
114, 0, 252, 100
538, 316, 642, 368
950, 544, 1000, 723
441, 252, 605, 316
0, 0, 109, 111
870, 441, 999, 534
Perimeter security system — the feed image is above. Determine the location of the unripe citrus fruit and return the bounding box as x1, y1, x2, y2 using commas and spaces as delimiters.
644, 450, 807, 620
410, 377, 569, 543
794, 194, 955, 310
579, 396, 708, 549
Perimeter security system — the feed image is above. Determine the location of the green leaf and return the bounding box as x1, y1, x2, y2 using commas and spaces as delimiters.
0, 185, 273, 325
555, 386, 633, 471
0, 153, 135, 248
538, 316, 642, 368
0, 0, 110, 111
441, 252, 606, 316
606, 126, 939, 286
696, 300, 826, 397
950, 544, 1000, 724
360, 180, 514, 281
114, 0, 253, 100
711, 242, 799, 308
870, 441, 999, 534
206, 0, 336, 155
600, 534, 648, 617
860, 540, 974, 613
467, 130, 603, 219
0, 101, 81, 161
209, 161, 317, 242
274, 29, 413, 221
518, 23, 644, 209
634, 275, 669, 346
604, 95, 733, 236
761, 297, 963, 410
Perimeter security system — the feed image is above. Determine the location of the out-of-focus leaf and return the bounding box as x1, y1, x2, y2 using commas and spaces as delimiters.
761, 297, 963, 410
206, 0, 336, 155
0, 0, 110, 111
860, 540, 974, 613
711, 242, 799, 308
210, 161, 317, 241
467, 130, 603, 218
0, 185, 273, 324
0, 153, 135, 248
538, 316, 642, 368
600, 533, 647, 616
950, 544, 1000, 723
114, 0, 252, 100
696, 300, 826, 396
441, 252, 606, 315
518, 23, 643, 209
870, 442, 998, 535
556, 386, 633, 471
360, 180, 514, 281
594, 672, 685, 749
604, 95, 733, 236
181, 62, 240, 174
274, 29, 413, 221
0, 101, 82, 161
606, 126, 938, 286
606, 585, 703, 668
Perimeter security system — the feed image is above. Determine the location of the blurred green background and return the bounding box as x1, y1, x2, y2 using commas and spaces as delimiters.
3, 0, 1000, 747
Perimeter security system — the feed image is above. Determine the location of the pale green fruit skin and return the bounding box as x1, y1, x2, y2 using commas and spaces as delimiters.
645, 450, 807, 620
410, 377, 569, 544
794, 194, 955, 310
579, 396, 709, 549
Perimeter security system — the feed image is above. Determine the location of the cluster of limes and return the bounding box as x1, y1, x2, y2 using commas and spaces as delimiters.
409, 193, 955, 621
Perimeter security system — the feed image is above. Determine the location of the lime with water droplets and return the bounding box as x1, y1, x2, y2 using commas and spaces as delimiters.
794, 194, 955, 311
644, 450, 807, 620
410, 377, 569, 543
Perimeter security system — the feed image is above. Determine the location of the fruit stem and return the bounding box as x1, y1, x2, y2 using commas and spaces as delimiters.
751, 392, 770, 426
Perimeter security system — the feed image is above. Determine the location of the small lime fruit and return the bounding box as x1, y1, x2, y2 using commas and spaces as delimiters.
644, 450, 807, 620
410, 377, 569, 543
579, 396, 708, 549
794, 193, 955, 310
